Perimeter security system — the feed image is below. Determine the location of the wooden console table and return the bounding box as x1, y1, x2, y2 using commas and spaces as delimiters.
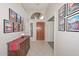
7, 35, 30, 56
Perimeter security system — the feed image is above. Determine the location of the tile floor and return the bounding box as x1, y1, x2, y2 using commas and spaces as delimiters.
27, 40, 54, 56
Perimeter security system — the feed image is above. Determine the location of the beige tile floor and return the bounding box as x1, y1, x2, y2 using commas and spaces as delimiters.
27, 40, 54, 56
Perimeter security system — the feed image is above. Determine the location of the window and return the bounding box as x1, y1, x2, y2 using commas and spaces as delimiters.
31, 12, 44, 19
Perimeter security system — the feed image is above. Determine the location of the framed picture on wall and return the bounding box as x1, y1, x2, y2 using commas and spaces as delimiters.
58, 16, 65, 31
9, 8, 17, 22
16, 14, 21, 23
66, 13, 79, 32
4, 19, 13, 33
67, 3, 79, 16
21, 20, 24, 31
20, 17, 24, 23
58, 4, 66, 31
20, 17, 24, 31
13, 22, 19, 32
19, 23, 23, 31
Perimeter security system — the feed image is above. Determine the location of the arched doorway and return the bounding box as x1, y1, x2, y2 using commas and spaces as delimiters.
30, 12, 45, 40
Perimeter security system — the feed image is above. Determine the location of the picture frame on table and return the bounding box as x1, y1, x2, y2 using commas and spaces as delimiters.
9, 8, 17, 22
4, 19, 13, 33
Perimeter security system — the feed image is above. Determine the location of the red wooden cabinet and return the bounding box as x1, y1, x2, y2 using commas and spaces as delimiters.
7, 36, 30, 56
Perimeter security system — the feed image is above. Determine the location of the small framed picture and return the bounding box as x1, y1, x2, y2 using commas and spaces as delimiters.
58, 4, 66, 31
13, 22, 19, 32
21, 20, 24, 31
20, 20, 24, 31
20, 17, 24, 23
4, 19, 13, 33
16, 14, 21, 23
18, 23, 23, 31
9, 8, 17, 22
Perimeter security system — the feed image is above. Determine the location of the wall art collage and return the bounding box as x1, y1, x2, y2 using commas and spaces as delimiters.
58, 3, 79, 32
4, 8, 24, 33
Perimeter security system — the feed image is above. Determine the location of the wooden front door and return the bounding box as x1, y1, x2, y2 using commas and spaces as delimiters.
36, 22, 45, 40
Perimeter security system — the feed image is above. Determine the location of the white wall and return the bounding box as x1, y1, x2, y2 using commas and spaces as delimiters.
45, 4, 55, 42
0, 3, 27, 56
45, 21, 54, 42
47, 3, 79, 56
45, 4, 55, 20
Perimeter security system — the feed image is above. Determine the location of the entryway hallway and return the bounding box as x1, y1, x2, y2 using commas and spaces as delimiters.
27, 40, 54, 56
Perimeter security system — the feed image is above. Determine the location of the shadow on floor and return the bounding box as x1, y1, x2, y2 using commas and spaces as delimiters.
48, 42, 54, 49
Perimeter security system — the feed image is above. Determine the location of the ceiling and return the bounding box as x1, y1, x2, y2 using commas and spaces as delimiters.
21, 3, 57, 20
22, 3, 49, 11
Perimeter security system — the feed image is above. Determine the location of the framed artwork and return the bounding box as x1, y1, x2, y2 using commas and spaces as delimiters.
21, 20, 24, 31
20, 17, 24, 23
9, 8, 17, 22
58, 4, 66, 31
66, 14, 79, 31
13, 22, 19, 32
67, 3, 79, 16
18, 23, 20, 31
16, 14, 21, 23
4, 19, 13, 33
20, 17, 24, 31
19, 23, 23, 31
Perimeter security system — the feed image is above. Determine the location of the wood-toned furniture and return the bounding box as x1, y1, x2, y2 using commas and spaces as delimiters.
7, 35, 30, 56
